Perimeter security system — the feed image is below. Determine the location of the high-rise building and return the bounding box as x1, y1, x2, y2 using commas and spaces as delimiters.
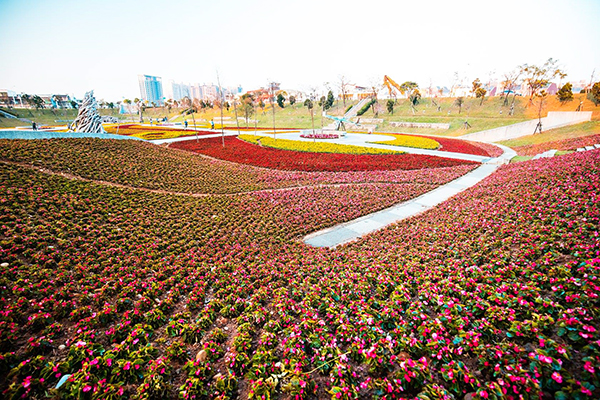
138, 75, 164, 105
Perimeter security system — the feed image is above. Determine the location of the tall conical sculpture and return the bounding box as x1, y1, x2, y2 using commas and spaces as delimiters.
70, 91, 106, 133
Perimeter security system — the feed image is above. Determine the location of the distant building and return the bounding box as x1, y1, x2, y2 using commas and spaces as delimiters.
0, 90, 18, 107
201, 84, 220, 101
138, 75, 164, 105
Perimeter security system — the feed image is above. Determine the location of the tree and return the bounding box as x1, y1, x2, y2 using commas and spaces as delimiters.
521, 58, 565, 105
21, 94, 31, 108
318, 96, 325, 109
455, 97, 464, 114
259, 100, 266, 114
32, 95, 45, 110
409, 89, 421, 114
241, 93, 255, 127
304, 98, 315, 136
338, 76, 350, 108
276, 93, 285, 108
289, 95, 296, 107
399, 82, 418, 98
386, 99, 394, 114
500, 69, 522, 107
472, 79, 487, 105
588, 82, 600, 106
556, 83, 573, 104
325, 90, 335, 110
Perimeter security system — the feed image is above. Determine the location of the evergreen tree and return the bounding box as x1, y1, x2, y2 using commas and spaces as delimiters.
277, 93, 285, 108
556, 83, 573, 103
325, 90, 335, 110
587, 82, 600, 106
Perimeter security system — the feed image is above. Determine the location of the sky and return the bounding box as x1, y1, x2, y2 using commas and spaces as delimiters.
0, 0, 599, 101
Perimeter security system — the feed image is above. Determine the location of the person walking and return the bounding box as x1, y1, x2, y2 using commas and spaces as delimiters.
184, 119, 188, 129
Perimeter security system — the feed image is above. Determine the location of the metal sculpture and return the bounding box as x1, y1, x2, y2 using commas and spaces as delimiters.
322, 112, 357, 131
70, 91, 106, 133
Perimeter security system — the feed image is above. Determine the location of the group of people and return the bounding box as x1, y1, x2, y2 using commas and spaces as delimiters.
149, 117, 168, 126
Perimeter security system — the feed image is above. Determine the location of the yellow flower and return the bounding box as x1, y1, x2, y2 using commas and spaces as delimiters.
240, 135, 404, 155
369, 134, 440, 150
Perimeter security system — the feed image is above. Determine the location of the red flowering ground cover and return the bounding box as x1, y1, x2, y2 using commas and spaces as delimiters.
382, 133, 503, 157
1, 139, 598, 399
103, 124, 218, 139
513, 133, 600, 156
172, 137, 477, 171
0, 139, 476, 194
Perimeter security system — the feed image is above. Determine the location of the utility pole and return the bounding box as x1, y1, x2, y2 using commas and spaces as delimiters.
217, 71, 225, 147
270, 81, 276, 140
233, 96, 240, 136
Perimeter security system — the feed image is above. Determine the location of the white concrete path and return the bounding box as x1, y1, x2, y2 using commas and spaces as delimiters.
303, 144, 516, 248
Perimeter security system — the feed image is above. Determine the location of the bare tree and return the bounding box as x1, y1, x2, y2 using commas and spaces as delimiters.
521, 58, 565, 105
338, 75, 351, 108
501, 69, 522, 109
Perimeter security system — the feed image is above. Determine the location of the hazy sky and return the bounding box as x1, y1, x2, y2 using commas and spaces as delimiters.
1, 0, 599, 101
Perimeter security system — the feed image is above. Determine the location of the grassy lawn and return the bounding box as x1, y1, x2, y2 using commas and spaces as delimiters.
3, 93, 596, 135
498, 121, 600, 147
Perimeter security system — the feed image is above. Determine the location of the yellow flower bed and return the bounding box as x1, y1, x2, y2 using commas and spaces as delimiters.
240, 135, 404, 155
369, 134, 440, 150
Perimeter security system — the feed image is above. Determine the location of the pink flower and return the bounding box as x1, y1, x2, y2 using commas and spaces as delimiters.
83, 385, 92, 392
584, 361, 595, 374
551, 372, 562, 384
123, 361, 131, 370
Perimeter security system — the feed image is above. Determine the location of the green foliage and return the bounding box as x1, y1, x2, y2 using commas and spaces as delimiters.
289, 96, 296, 106
325, 90, 335, 110
455, 97, 464, 113
588, 82, 600, 106
400, 81, 418, 96
410, 90, 422, 106
386, 99, 394, 114
557, 83, 573, 103
304, 99, 313, 110
318, 96, 325, 108
473, 79, 487, 104
277, 93, 285, 108
356, 98, 376, 116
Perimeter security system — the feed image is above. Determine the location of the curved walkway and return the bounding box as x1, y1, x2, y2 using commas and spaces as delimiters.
303, 144, 516, 248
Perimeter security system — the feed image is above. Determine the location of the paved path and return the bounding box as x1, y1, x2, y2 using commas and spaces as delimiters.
303, 144, 516, 248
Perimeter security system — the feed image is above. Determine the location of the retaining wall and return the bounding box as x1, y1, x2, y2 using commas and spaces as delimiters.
461, 111, 592, 142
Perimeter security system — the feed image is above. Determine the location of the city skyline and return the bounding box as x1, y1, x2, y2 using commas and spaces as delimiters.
0, 0, 599, 101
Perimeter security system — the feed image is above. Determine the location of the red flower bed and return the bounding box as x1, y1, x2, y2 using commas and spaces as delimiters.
104, 124, 216, 137
385, 133, 503, 157
514, 134, 600, 156
171, 137, 477, 171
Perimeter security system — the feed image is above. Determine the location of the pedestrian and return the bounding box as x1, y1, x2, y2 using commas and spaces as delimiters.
32, 121, 37, 131
211, 120, 215, 130
184, 120, 188, 129
150, 118, 153, 126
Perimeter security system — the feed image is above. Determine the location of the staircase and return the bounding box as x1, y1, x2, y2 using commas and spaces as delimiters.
344, 98, 370, 119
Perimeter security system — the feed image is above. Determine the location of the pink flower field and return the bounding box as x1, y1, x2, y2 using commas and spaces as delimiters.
0, 139, 598, 399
